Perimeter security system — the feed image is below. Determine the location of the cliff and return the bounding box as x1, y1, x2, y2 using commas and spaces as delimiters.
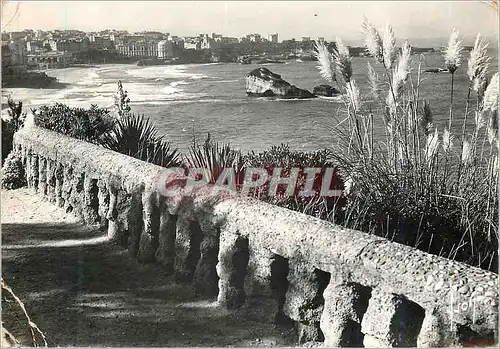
1, 71, 63, 89
246, 67, 315, 99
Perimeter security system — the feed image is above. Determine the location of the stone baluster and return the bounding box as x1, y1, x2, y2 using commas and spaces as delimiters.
125, 192, 145, 256
137, 191, 160, 263
361, 290, 425, 347
61, 166, 73, 213
417, 309, 454, 347
96, 179, 109, 229
283, 260, 330, 344
192, 217, 220, 298
320, 281, 371, 347
54, 163, 65, 208
45, 159, 56, 203
106, 186, 119, 241
82, 175, 99, 225
174, 217, 203, 283
155, 202, 178, 275
245, 244, 275, 298
37, 156, 47, 195
216, 230, 249, 309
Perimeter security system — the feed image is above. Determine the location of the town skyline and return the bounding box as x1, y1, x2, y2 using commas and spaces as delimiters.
2, 1, 499, 47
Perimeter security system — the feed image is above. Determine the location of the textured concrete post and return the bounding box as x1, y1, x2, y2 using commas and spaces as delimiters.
45, 159, 56, 203
61, 166, 73, 212
96, 179, 109, 229
174, 217, 203, 283
193, 219, 220, 298
67, 170, 85, 220
417, 310, 452, 347
24, 152, 31, 188
216, 231, 249, 308
54, 163, 64, 208
320, 282, 371, 347
283, 261, 330, 344
83, 175, 99, 225
37, 156, 47, 195
137, 192, 160, 263
245, 244, 275, 298
106, 186, 119, 241
126, 192, 145, 256
361, 290, 425, 347
155, 209, 177, 275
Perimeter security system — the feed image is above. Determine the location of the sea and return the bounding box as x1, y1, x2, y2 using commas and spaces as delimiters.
2, 51, 498, 155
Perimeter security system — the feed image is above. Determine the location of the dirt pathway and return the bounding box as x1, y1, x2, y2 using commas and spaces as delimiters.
1, 189, 295, 347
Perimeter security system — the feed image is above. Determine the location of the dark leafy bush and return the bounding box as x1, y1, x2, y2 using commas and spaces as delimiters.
244, 144, 345, 220
101, 113, 180, 168
33, 103, 115, 143
1, 151, 26, 190
2, 98, 26, 163
185, 137, 345, 220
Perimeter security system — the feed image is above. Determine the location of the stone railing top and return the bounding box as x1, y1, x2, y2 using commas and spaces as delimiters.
14, 126, 499, 335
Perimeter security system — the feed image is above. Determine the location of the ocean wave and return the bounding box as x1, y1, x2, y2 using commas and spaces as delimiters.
256, 97, 316, 102
189, 75, 209, 80
130, 97, 247, 106
126, 65, 208, 81
216, 79, 240, 83
317, 95, 343, 102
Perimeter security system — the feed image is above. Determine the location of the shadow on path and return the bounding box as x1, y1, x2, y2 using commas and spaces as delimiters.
2, 222, 294, 347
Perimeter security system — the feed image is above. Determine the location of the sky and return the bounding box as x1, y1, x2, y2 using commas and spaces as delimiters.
1, 1, 499, 46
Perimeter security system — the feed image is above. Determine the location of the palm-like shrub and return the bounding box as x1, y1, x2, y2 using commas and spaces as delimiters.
185, 137, 344, 221
185, 133, 244, 185
2, 98, 26, 162
101, 113, 180, 168
314, 19, 498, 270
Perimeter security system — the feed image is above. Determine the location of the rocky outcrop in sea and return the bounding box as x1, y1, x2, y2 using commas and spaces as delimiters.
246, 67, 316, 99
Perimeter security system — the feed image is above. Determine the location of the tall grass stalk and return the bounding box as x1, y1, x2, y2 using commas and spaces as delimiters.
316, 20, 498, 271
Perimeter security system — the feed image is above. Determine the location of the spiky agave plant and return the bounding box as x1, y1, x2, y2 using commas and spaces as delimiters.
101, 113, 180, 168
185, 133, 243, 186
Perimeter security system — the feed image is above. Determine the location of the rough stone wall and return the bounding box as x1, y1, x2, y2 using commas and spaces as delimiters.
14, 126, 499, 347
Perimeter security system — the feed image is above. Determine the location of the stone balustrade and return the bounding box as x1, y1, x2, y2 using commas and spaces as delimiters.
13, 126, 499, 347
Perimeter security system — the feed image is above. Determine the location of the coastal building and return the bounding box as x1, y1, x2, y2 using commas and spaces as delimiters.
301, 37, 311, 42
26, 51, 72, 69
1, 44, 12, 68
7, 41, 27, 65
26, 40, 45, 53
211, 33, 223, 41
142, 31, 168, 40
183, 40, 201, 50
88, 35, 114, 50
220, 37, 239, 48
157, 40, 174, 59
9, 31, 29, 41
49, 38, 90, 53
247, 33, 262, 43
268, 33, 279, 43
115, 40, 159, 58
200, 35, 221, 50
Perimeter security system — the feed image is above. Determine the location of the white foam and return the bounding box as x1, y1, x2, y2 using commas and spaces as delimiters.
126, 65, 208, 80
